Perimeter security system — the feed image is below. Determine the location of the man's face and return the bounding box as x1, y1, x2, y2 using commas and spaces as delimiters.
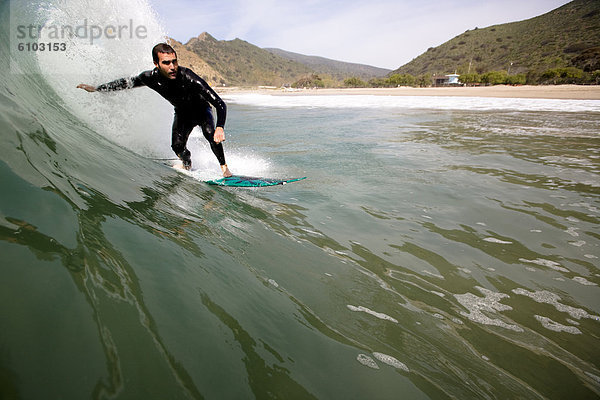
154, 52, 178, 79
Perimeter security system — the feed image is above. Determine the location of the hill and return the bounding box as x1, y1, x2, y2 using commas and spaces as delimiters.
263, 48, 390, 80
183, 32, 313, 86
393, 0, 600, 79
168, 38, 226, 86
178, 32, 390, 86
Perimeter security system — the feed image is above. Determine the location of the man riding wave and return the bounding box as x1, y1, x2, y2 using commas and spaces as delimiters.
77, 43, 232, 176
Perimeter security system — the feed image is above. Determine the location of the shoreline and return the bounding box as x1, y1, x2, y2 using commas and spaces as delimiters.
217, 85, 600, 100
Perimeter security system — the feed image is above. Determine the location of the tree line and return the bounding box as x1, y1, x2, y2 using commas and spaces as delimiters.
290, 67, 600, 89
337, 67, 600, 88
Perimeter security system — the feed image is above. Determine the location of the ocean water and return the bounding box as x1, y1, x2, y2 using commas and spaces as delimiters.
2, 1, 600, 399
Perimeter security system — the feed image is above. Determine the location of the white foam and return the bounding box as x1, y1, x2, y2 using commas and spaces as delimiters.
454, 286, 523, 332
347, 305, 398, 323
512, 288, 600, 321
518, 258, 569, 273
186, 143, 272, 181
422, 270, 444, 279
568, 203, 599, 213
223, 93, 600, 113
573, 277, 597, 286
300, 228, 324, 237
585, 372, 600, 385
484, 237, 513, 244
356, 354, 379, 369
534, 315, 582, 334
372, 352, 409, 372
35, 0, 173, 155
565, 227, 580, 237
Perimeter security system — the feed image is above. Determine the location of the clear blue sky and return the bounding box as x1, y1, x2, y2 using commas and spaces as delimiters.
147, 0, 571, 70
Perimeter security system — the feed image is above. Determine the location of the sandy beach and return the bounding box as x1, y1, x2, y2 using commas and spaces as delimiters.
218, 85, 600, 100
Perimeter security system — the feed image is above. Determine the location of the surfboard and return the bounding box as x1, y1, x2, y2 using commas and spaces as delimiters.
159, 160, 305, 187
205, 175, 306, 187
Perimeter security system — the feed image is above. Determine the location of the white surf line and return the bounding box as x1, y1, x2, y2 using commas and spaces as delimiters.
347, 305, 398, 323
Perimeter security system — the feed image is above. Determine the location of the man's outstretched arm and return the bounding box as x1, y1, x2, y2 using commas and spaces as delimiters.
77, 74, 147, 93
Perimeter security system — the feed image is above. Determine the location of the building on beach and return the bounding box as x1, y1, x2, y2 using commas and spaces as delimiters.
432, 73, 461, 86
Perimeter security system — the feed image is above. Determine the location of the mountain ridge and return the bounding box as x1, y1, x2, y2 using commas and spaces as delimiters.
173, 32, 390, 86
170, 0, 600, 86
263, 48, 390, 80
183, 32, 314, 86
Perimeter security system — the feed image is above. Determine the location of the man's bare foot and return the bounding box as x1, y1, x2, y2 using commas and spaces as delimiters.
221, 164, 232, 177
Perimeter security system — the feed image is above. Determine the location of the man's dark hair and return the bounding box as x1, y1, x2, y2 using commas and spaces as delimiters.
152, 43, 176, 63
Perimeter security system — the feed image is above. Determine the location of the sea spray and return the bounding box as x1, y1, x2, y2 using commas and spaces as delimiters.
30, 0, 173, 156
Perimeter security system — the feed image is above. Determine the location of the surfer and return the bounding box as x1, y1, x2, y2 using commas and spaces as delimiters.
77, 43, 232, 176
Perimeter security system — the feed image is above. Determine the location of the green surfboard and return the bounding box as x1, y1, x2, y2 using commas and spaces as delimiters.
205, 175, 306, 187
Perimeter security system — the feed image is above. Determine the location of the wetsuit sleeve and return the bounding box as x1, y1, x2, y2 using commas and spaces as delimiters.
184, 69, 227, 128
96, 71, 149, 92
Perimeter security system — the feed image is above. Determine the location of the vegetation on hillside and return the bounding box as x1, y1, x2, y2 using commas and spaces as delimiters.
264, 48, 390, 80
342, 67, 600, 88
168, 38, 226, 86
179, 33, 390, 87
184, 33, 313, 86
391, 0, 600, 85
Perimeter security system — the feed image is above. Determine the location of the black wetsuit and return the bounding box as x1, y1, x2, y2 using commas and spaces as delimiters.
96, 66, 227, 165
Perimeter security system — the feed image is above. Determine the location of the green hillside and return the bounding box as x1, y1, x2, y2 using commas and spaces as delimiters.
184, 32, 313, 86
182, 33, 390, 86
393, 0, 600, 81
264, 48, 390, 80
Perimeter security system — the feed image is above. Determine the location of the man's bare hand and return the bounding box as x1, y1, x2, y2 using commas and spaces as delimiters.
214, 127, 225, 143
77, 84, 97, 92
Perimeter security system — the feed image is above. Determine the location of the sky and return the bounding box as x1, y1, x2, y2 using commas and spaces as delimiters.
146, 0, 571, 70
